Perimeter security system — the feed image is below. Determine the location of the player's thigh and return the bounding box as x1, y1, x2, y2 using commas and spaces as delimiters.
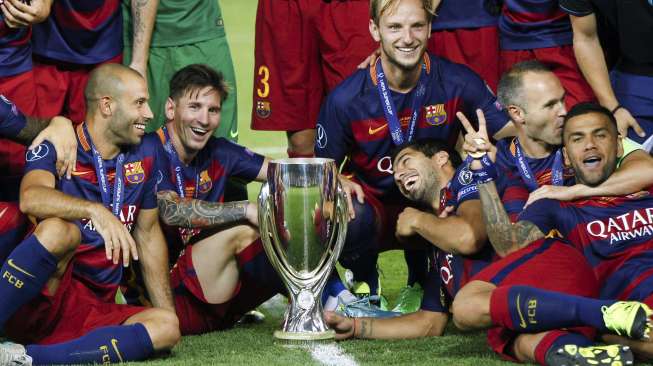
191, 225, 258, 303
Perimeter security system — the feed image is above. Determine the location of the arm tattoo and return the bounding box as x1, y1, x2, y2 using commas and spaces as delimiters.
132, 0, 149, 47
15, 117, 49, 145
157, 190, 248, 228
477, 182, 544, 256
359, 319, 374, 338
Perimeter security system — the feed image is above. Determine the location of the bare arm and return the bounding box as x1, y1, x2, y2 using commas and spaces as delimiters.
156, 190, 254, 228
477, 181, 545, 257
255, 157, 271, 182
325, 310, 448, 340
570, 14, 644, 138
132, 207, 174, 311
129, 0, 158, 78
20, 169, 138, 265
399, 201, 487, 255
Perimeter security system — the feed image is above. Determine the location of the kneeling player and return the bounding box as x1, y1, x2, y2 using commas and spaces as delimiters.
0, 64, 180, 365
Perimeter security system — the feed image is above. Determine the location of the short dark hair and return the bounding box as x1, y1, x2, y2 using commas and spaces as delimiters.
391, 138, 462, 168
497, 60, 551, 109
562, 102, 618, 138
169, 64, 229, 102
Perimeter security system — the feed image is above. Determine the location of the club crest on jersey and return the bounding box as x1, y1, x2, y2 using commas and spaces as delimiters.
256, 100, 271, 119
198, 170, 213, 194
26, 144, 49, 162
425, 104, 447, 126
124, 161, 145, 184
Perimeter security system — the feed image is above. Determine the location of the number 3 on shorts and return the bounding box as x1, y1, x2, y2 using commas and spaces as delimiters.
257, 65, 270, 98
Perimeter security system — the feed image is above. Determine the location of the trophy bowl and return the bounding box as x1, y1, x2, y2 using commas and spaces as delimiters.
258, 158, 348, 341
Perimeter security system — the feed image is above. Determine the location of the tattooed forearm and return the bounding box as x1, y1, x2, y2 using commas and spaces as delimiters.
157, 190, 248, 228
15, 117, 49, 145
358, 319, 374, 339
477, 182, 544, 256
131, 0, 149, 47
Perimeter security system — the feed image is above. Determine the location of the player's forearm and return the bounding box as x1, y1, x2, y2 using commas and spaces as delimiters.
130, 0, 158, 71
156, 190, 249, 228
572, 26, 618, 108
20, 185, 100, 221
477, 182, 541, 256
353, 311, 447, 339
133, 223, 175, 311
414, 214, 483, 255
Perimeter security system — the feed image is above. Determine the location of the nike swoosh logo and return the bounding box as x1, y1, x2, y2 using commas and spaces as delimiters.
516, 294, 527, 328
111, 339, 124, 362
229, 128, 239, 139
0, 207, 8, 220
7, 259, 35, 278
368, 124, 388, 135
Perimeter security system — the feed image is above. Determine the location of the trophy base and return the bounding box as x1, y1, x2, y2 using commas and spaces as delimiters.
273, 329, 335, 341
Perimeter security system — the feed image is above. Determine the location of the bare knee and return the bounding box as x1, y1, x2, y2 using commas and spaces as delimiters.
33, 218, 81, 258
287, 129, 316, 156
451, 282, 494, 331
138, 308, 181, 351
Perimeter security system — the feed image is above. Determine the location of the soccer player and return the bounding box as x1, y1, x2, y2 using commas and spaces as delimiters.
429, 0, 500, 91
0, 63, 180, 365
315, 0, 513, 307
455, 102, 653, 361
326, 139, 641, 366
561, 0, 653, 150
497, 0, 594, 108
251, 0, 378, 158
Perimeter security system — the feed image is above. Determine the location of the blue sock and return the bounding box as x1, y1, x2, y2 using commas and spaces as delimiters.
27, 323, 154, 365
500, 286, 613, 332
0, 234, 57, 329
404, 249, 428, 287
322, 272, 347, 304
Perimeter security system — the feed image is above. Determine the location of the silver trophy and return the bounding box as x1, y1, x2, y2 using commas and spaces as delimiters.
258, 158, 348, 341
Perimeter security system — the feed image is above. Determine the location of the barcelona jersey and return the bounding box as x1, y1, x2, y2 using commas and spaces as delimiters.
24, 124, 169, 302
315, 53, 509, 198
0, 95, 26, 140
431, 0, 498, 31
499, 0, 572, 50
0, 15, 31, 77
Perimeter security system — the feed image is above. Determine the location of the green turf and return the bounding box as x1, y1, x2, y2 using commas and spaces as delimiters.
123, 2, 640, 365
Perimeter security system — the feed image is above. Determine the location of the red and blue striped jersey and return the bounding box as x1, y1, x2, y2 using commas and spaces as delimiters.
431, 0, 498, 31
315, 53, 509, 198
495, 138, 575, 222
24, 125, 169, 303
0, 16, 31, 77
519, 187, 653, 299
499, 0, 573, 50
421, 165, 495, 313
31, 0, 122, 64
0, 95, 26, 139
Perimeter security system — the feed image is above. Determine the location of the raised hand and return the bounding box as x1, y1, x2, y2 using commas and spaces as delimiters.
457, 109, 497, 164
30, 116, 78, 179
614, 107, 646, 139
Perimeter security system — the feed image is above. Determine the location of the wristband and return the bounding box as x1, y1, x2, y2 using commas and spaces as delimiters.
470, 155, 497, 184
611, 104, 624, 115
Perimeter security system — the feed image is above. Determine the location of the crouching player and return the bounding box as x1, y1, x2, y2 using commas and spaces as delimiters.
326, 138, 645, 366
0, 64, 180, 365
456, 103, 653, 361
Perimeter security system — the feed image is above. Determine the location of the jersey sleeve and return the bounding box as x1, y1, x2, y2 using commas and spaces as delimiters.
314, 92, 353, 164
142, 139, 173, 209
516, 198, 560, 235
458, 68, 510, 137
24, 141, 57, 176
217, 139, 265, 182
450, 165, 479, 206
559, 0, 595, 16
0, 94, 27, 140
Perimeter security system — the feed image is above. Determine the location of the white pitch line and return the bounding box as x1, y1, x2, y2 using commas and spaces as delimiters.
309, 343, 359, 366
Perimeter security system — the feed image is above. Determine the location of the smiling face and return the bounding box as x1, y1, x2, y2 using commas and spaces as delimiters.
393, 147, 441, 205
369, 0, 431, 73
109, 74, 152, 146
563, 111, 622, 187
166, 86, 222, 156
519, 71, 567, 146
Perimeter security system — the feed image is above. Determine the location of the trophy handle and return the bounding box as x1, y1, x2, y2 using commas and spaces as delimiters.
258, 182, 295, 287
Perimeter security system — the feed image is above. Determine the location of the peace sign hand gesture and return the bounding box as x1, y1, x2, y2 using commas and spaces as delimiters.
457, 109, 497, 168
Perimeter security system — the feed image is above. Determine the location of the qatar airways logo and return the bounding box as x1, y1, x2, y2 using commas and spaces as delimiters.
586, 208, 653, 245
81, 205, 139, 233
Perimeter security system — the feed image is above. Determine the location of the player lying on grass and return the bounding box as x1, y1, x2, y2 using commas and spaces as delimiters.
455, 103, 653, 361
325, 138, 648, 366
0, 64, 180, 366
